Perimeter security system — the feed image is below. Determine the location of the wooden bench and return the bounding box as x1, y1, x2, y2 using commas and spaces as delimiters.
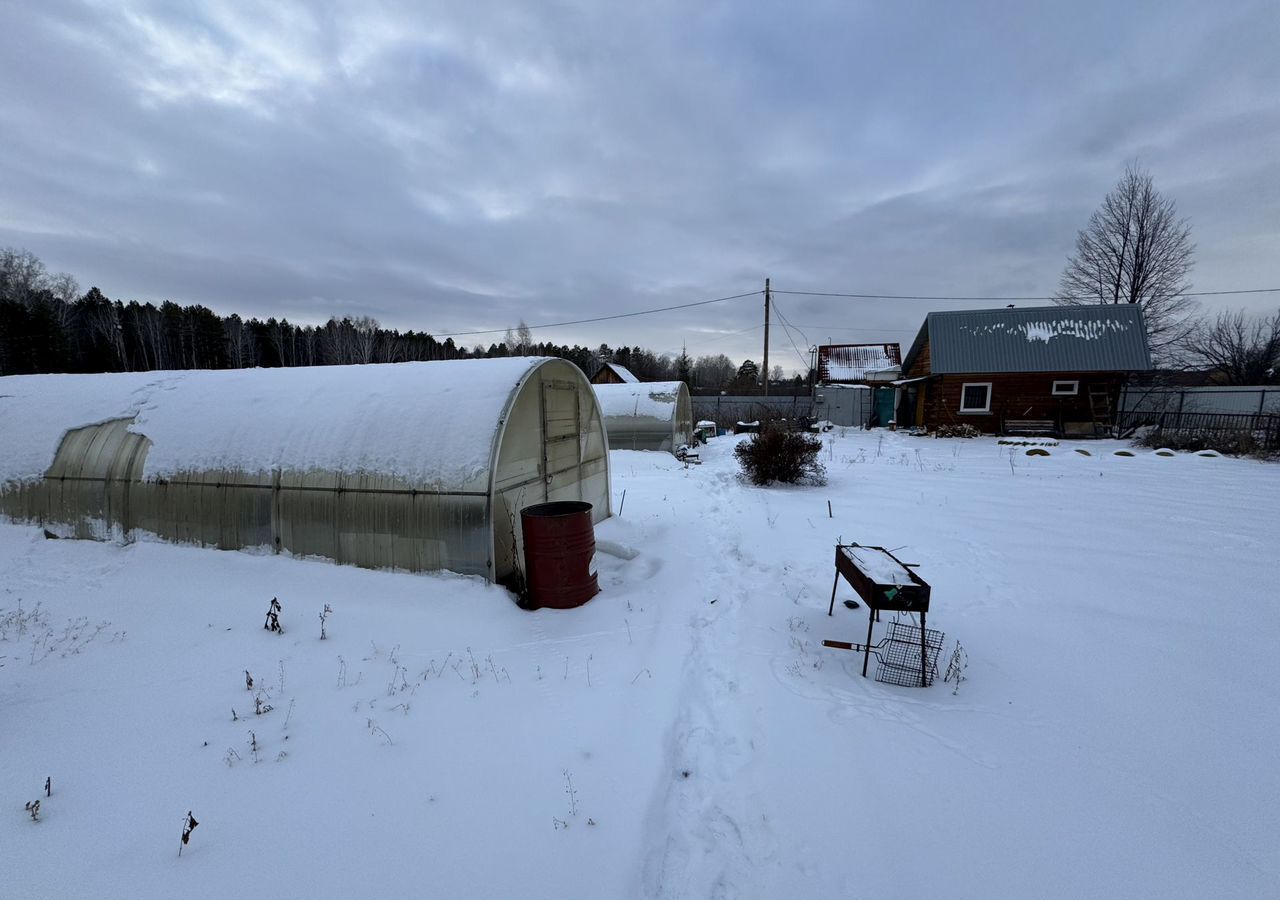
1003, 419, 1057, 436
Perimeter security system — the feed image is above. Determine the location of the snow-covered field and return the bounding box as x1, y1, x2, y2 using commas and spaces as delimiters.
2, 430, 1277, 899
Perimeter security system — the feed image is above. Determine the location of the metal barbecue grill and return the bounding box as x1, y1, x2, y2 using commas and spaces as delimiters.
822, 543, 942, 687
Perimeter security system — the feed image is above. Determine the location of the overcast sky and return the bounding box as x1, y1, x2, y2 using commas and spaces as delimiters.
3, 1, 1278, 372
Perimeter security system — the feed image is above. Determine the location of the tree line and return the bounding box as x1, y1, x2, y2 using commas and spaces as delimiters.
0, 247, 794, 389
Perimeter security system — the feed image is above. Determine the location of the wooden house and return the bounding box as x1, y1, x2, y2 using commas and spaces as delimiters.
591, 362, 640, 385
896, 305, 1153, 436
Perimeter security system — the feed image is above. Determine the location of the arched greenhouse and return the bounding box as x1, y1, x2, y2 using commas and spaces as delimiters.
0, 358, 610, 583
593, 381, 693, 453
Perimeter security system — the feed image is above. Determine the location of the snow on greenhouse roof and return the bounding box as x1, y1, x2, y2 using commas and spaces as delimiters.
593, 382, 685, 421
0, 358, 548, 490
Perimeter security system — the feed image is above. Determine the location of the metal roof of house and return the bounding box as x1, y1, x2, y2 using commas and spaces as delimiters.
817, 343, 902, 382
901, 304, 1153, 375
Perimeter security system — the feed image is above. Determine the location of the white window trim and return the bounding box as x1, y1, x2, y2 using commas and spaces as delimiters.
959, 382, 992, 414
1052, 380, 1079, 396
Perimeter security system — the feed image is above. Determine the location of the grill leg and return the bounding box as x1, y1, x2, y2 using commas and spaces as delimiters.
828, 569, 841, 616
920, 610, 928, 687
862, 607, 874, 678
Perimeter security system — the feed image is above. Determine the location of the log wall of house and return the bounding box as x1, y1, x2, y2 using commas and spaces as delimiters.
921, 372, 1127, 433
905, 341, 931, 378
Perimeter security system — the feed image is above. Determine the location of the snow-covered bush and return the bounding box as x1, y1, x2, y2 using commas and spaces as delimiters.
734, 425, 826, 486
1133, 427, 1269, 457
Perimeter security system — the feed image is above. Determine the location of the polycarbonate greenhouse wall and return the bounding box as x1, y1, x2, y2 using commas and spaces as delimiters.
0, 358, 610, 583
592, 381, 693, 453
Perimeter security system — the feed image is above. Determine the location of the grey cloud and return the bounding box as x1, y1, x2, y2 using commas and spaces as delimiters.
1, 0, 1278, 371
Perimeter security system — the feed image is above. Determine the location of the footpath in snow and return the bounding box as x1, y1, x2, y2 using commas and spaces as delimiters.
2, 429, 1277, 899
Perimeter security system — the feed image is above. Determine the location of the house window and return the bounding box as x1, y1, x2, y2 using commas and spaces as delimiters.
1052, 380, 1079, 396
959, 383, 991, 413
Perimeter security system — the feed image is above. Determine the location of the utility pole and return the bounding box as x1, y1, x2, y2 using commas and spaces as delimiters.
762, 277, 771, 397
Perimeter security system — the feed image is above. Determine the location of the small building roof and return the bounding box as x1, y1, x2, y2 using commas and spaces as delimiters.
818, 344, 902, 382
901, 304, 1153, 375
600, 363, 639, 383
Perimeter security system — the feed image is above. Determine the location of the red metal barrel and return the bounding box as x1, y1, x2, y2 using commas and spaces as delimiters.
520, 501, 600, 609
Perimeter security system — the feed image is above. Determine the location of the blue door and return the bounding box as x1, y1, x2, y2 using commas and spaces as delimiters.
874, 387, 895, 426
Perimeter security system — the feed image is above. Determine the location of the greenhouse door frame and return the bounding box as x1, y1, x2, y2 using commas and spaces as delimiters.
540, 380, 583, 502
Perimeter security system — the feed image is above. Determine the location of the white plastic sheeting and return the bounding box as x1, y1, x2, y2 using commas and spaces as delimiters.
0, 359, 548, 488
0, 358, 611, 582
593, 381, 693, 453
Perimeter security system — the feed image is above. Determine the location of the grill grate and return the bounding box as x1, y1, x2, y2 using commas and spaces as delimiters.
874, 617, 945, 687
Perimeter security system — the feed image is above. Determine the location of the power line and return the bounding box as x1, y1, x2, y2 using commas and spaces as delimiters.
426, 282, 1278, 341
773, 288, 1280, 301
790, 324, 919, 334
430, 289, 762, 338
778, 323, 811, 371
771, 299, 813, 349
768, 298, 814, 370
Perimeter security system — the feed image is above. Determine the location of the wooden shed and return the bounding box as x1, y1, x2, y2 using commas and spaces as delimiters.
896, 305, 1153, 435
0, 358, 610, 583
590, 362, 640, 385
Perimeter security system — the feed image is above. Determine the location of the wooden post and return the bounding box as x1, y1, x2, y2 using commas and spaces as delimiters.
762, 278, 771, 397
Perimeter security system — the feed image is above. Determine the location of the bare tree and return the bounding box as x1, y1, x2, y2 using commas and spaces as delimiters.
132, 303, 168, 369
47, 272, 79, 336
1181, 308, 1280, 385
47, 271, 80, 306
350, 316, 381, 364
0, 247, 48, 304
267, 318, 296, 367
692, 353, 735, 390
503, 321, 533, 356
223, 314, 255, 368
1056, 164, 1195, 360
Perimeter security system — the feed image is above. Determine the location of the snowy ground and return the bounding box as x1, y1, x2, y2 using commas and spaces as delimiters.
2, 430, 1277, 899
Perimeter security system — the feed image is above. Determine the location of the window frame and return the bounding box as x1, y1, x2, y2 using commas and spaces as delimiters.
958, 382, 992, 414
1051, 380, 1079, 397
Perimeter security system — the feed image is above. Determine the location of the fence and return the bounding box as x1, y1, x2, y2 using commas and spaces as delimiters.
1119, 385, 1280, 417
691, 394, 814, 429
1113, 409, 1280, 453
812, 385, 872, 428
